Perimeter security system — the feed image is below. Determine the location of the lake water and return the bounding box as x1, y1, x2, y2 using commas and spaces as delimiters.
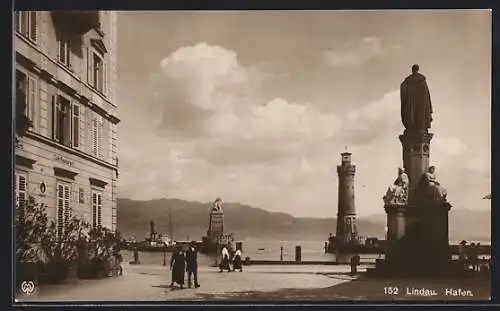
122, 239, 491, 267
122, 239, 381, 267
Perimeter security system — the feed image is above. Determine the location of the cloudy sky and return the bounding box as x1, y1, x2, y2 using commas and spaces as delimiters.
116, 10, 491, 218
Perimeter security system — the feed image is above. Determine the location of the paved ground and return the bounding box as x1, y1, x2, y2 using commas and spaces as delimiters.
16, 263, 357, 302
15, 263, 490, 302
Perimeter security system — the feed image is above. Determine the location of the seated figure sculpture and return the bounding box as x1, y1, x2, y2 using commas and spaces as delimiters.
417, 166, 447, 203
383, 167, 410, 205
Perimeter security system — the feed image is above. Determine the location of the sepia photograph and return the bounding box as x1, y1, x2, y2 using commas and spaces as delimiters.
14, 9, 491, 303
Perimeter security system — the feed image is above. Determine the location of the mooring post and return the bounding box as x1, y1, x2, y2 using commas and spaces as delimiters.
350, 255, 360, 276
295, 245, 302, 263
134, 249, 139, 264
163, 251, 167, 266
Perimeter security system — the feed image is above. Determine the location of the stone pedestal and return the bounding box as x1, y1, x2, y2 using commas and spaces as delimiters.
384, 204, 406, 245
380, 129, 453, 277
399, 129, 433, 196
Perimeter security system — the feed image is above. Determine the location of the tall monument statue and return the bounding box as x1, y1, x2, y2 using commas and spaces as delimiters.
379, 64, 452, 277
400, 64, 433, 131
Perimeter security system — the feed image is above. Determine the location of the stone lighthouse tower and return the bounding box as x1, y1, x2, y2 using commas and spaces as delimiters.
335, 151, 358, 248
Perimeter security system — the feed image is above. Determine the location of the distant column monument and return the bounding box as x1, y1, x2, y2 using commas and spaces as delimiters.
336, 151, 358, 249
207, 197, 225, 238
382, 64, 452, 276
202, 197, 235, 254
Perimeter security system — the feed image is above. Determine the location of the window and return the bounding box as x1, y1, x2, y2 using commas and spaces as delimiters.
72, 104, 80, 148
57, 30, 72, 68
52, 95, 82, 149
52, 95, 71, 146
16, 70, 37, 128
93, 53, 103, 92
91, 114, 103, 158
15, 173, 27, 211
88, 49, 105, 93
57, 183, 71, 236
15, 11, 37, 43
91, 191, 102, 227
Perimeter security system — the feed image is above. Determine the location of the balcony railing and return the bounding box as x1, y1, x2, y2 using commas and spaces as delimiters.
51, 11, 102, 35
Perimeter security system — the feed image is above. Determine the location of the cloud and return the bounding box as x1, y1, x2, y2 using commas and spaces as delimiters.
431, 136, 467, 168
147, 42, 342, 166
339, 89, 400, 145
464, 149, 490, 176
323, 37, 385, 67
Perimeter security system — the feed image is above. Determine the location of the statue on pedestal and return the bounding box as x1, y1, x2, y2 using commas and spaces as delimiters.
211, 197, 223, 213
383, 167, 410, 205
400, 64, 433, 131
417, 166, 448, 203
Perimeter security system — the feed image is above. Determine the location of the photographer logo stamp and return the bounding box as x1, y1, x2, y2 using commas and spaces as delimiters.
20, 281, 35, 295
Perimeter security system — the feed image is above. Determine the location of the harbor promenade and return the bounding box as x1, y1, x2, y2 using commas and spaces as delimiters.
16, 262, 490, 302
16, 263, 357, 302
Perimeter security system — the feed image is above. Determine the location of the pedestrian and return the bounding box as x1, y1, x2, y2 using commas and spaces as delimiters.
170, 246, 186, 289
467, 242, 477, 272
185, 241, 200, 288
233, 249, 243, 272
219, 245, 231, 272
475, 243, 481, 272
458, 240, 467, 274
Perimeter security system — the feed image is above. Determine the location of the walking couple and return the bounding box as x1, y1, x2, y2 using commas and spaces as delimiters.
170, 242, 200, 289
219, 245, 243, 272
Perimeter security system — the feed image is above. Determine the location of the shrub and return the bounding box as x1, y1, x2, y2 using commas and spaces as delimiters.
15, 197, 47, 288
77, 226, 123, 279
16, 196, 122, 283
39, 216, 89, 283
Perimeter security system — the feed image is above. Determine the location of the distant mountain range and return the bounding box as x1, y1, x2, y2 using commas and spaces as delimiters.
117, 198, 491, 243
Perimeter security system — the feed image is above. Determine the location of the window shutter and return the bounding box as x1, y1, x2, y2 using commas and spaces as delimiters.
28, 75, 37, 130
92, 192, 97, 227
91, 116, 98, 156
80, 106, 86, 152
15, 174, 19, 208
29, 11, 37, 43
14, 12, 20, 32
97, 193, 102, 227
72, 104, 80, 148
57, 36, 61, 61
20, 12, 28, 36
103, 60, 107, 96
51, 95, 57, 140
87, 48, 94, 85
68, 42, 72, 68
16, 174, 27, 211
63, 103, 71, 147
98, 117, 103, 158
64, 185, 71, 226
57, 184, 64, 236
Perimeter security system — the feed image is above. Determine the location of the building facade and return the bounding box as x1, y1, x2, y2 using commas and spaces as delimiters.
14, 11, 119, 232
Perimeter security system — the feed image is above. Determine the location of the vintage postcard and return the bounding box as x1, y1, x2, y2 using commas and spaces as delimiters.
14, 10, 491, 302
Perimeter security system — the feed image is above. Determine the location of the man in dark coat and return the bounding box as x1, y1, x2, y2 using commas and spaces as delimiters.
400, 64, 433, 131
185, 241, 200, 288
170, 246, 186, 289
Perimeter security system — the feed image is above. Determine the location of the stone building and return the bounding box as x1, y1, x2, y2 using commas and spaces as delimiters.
14, 11, 119, 232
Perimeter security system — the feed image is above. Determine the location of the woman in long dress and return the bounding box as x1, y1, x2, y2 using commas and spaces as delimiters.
232, 249, 243, 272
170, 247, 186, 288
219, 246, 231, 272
